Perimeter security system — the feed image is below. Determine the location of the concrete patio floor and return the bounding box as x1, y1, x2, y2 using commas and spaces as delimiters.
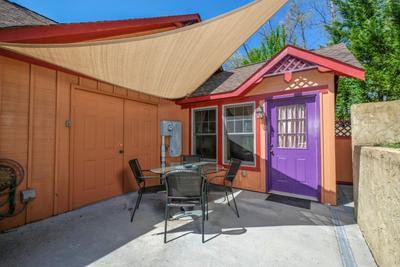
0, 186, 376, 267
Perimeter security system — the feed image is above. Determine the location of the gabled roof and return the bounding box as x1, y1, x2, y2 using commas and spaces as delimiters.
182, 44, 364, 102
0, 0, 56, 28
314, 43, 363, 69
191, 62, 265, 97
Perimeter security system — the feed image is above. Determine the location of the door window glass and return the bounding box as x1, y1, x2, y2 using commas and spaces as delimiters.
277, 104, 306, 148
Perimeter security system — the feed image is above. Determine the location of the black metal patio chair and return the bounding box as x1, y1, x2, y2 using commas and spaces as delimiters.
181, 154, 201, 164
164, 170, 207, 243
208, 158, 241, 217
129, 159, 165, 223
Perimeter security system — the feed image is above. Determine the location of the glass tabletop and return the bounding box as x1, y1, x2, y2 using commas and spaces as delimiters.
150, 162, 226, 176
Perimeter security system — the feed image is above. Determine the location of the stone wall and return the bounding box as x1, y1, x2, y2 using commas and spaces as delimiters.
355, 147, 400, 267
352, 100, 400, 146
352, 100, 400, 213
351, 100, 400, 266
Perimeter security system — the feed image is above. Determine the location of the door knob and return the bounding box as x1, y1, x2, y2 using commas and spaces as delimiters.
119, 150, 124, 154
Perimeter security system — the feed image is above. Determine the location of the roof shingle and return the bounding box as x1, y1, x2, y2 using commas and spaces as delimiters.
190, 44, 363, 97
313, 43, 363, 69
0, 0, 56, 28
191, 62, 265, 97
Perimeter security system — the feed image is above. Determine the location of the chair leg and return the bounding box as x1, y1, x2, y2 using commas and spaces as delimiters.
225, 186, 230, 206
130, 190, 143, 222
136, 190, 143, 210
230, 186, 239, 218
206, 184, 209, 220
164, 203, 169, 243
201, 198, 205, 243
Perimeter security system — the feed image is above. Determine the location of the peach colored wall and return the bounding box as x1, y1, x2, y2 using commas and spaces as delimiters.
246, 69, 333, 96
336, 137, 353, 184
195, 68, 337, 204
208, 99, 267, 193
158, 99, 190, 164
253, 68, 337, 205
320, 77, 337, 205
0, 55, 189, 231
0, 56, 339, 231
0, 56, 30, 230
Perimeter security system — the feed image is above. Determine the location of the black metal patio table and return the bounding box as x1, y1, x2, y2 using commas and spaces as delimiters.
150, 162, 226, 177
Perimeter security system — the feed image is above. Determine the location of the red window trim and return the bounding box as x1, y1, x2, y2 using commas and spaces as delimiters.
186, 86, 329, 172
180, 85, 329, 109
189, 100, 262, 172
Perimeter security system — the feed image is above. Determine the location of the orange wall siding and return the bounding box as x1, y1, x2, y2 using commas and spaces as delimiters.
335, 137, 353, 184
55, 72, 77, 214
0, 57, 30, 230
260, 69, 337, 205
246, 69, 333, 96
158, 99, 190, 164
0, 57, 341, 231
320, 77, 337, 205
192, 69, 337, 204
27, 66, 57, 222
0, 55, 189, 231
124, 100, 158, 192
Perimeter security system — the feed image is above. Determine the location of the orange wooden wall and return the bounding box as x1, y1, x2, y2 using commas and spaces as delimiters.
0, 55, 189, 231
0, 56, 349, 230
335, 137, 353, 184
204, 69, 338, 204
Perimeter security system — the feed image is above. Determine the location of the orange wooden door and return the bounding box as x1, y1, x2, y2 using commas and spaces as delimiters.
72, 90, 124, 208
124, 100, 159, 192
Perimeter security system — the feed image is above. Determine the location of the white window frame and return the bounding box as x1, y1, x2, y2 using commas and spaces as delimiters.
191, 106, 218, 162
222, 101, 256, 167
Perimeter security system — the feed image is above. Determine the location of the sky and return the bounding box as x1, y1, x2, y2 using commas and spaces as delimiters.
12, 0, 329, 50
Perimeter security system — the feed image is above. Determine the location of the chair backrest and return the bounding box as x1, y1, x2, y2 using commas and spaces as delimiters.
181, 155, 201, 164
165, 170, 205, 198
128, 159, 144, 184
224, 158, 242, 182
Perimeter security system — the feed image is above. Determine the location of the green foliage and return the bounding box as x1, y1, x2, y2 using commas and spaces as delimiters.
327, 0, 400, 119
241, 24, 288, 65
377, 143, 400, 149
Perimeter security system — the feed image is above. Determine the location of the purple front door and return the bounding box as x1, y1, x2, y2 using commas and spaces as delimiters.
267, 95, 320, 200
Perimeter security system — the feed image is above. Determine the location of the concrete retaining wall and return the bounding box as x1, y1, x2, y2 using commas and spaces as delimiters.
352, 100, 400, 266
352, 100, 400, 146
356, 147, 400, 267
352, 100, 400, 212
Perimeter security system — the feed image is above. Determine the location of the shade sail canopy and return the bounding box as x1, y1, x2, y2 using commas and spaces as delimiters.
0, 0, 287, 99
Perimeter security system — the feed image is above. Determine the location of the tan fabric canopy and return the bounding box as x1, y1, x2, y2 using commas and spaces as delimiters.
0, 0, 287, 99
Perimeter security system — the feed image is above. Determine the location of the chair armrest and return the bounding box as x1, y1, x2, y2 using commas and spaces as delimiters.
207, 175, 225, 181
140, 175, 161, 179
